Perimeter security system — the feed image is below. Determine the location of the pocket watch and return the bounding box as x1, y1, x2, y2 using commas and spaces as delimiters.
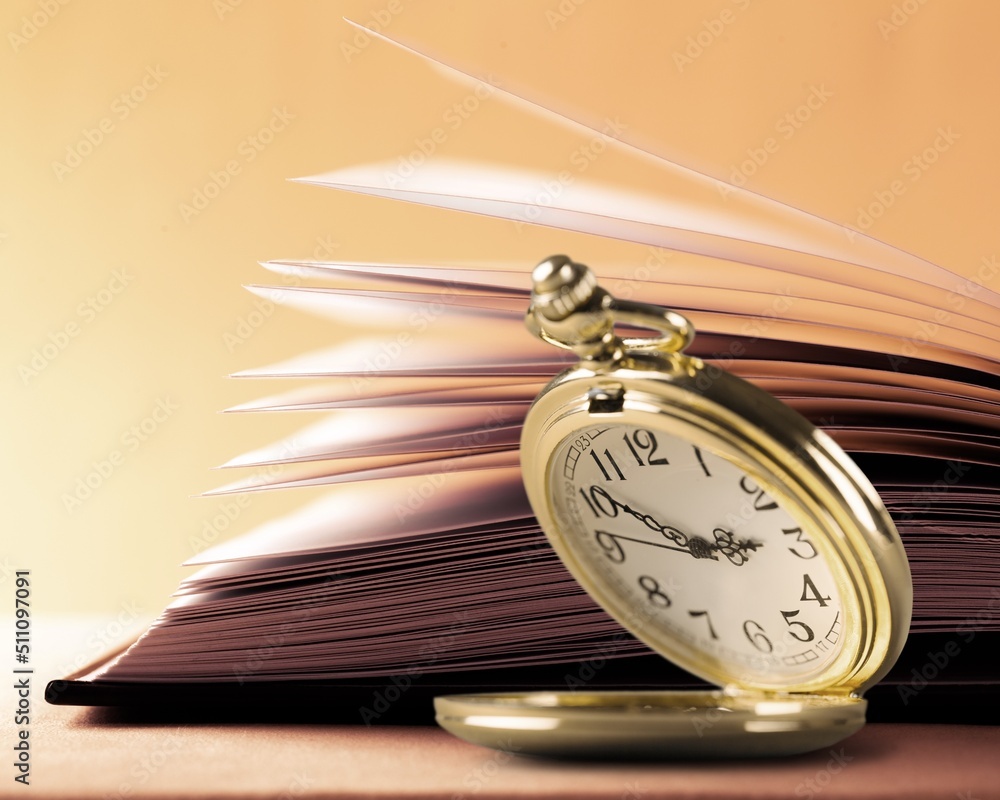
435, 255, 912, 758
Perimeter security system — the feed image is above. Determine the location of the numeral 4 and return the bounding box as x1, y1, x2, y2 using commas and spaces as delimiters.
800, 574, 831, 607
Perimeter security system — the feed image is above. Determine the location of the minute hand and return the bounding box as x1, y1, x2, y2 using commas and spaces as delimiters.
589, 485, 762, 566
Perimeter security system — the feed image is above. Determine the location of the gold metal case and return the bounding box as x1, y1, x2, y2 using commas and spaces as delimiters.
435, 257, 912, 758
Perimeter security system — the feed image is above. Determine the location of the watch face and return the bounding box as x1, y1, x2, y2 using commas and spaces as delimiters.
549, 423, 846, 688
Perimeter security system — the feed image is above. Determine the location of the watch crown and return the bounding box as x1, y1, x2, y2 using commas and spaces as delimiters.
531, 255, 599, 321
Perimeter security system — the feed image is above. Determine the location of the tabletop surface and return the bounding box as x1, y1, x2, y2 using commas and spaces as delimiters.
13, 704, 1000, 799
8, 617, 1000, 799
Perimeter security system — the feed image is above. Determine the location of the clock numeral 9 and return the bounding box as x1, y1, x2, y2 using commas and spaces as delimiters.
637, 575, 672, 608
594, 529, 626, 563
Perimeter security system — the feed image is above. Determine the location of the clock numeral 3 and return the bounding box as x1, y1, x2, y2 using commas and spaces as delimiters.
637, 575, 672, 608
782, 527, 818, 559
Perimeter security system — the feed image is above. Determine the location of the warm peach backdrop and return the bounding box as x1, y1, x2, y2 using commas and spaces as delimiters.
3, 1, 998, 618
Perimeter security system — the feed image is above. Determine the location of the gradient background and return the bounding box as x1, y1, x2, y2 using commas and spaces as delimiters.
3, 0, 998, 631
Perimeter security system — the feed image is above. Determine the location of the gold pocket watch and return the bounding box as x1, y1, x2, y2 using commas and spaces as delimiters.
435, 255, 912, 758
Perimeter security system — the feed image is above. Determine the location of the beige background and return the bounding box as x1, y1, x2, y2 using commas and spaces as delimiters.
3, 1, 998, 626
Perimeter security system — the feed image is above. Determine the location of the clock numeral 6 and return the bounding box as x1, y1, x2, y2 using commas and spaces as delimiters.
637, 575, 672, 608
743, 611, 817, 652
742, 619, 773, 653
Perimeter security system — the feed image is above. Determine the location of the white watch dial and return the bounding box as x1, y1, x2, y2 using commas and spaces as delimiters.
549, 423, 845, 686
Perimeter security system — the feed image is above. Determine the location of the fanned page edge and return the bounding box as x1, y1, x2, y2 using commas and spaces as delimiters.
339, 19, 1000, 311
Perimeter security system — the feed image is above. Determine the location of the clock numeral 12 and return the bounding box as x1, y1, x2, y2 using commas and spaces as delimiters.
590, 430, 671, 480
622, 429, 669, 467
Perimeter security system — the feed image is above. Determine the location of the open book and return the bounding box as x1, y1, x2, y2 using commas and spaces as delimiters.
49, 28, 1000, 722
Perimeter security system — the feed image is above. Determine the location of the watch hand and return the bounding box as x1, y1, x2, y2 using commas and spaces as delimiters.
589, 486, 762, 566
588, 485, 689, 544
